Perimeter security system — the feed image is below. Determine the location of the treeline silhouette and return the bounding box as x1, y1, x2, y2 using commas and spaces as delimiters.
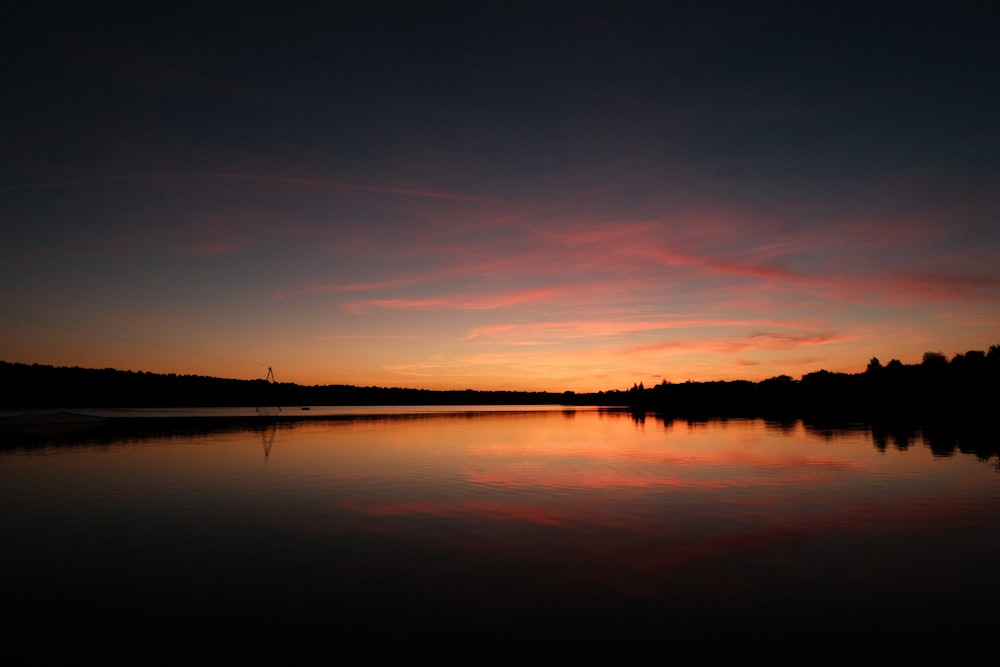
2, 345, 998, 422
0, 361, 594, 408
623, 347, 1000, 422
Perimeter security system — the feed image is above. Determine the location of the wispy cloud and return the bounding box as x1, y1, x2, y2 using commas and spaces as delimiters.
464, 317, 830, 345
882, 269, 1000, 303
622, 330, 851, 356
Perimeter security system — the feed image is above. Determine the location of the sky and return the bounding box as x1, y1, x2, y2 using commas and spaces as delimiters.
2, 2, 999, 392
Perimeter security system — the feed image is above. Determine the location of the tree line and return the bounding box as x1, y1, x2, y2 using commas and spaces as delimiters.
2, 345, 998, 421
0, 361, 593, 409
623, 346, 1000, 421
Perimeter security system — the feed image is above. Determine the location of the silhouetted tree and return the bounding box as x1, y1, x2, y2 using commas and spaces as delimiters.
6, 343, 1000, 420
922, 351, 948, 367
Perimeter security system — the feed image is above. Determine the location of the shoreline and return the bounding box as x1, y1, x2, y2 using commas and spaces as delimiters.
0, 404, 616, 438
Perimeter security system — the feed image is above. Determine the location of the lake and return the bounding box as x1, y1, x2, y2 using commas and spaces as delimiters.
2, 406, 998, 655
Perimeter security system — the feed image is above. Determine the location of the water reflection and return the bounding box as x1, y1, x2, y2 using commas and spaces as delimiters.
260, 419, 276, 460
1, 409, 998, 650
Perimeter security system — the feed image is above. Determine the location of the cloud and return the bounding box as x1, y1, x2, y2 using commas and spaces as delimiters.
622, 330, 851, 356
464, 317, 830, 346
882, 269, 1000, 303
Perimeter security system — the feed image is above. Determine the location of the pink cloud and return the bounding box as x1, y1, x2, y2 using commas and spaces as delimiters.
882, 269, 1000, 302
622, 330, 851, 356
464, 317, 831, 346
268, 198, 997, 320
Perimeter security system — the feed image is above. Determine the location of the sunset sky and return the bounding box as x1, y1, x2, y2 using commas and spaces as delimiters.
3, 2, 999, 392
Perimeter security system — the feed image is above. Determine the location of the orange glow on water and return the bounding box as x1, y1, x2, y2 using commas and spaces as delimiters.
3, 408, 999, 646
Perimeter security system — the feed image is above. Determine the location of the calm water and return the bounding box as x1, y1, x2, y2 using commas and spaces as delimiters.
2, 407, 998, 652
